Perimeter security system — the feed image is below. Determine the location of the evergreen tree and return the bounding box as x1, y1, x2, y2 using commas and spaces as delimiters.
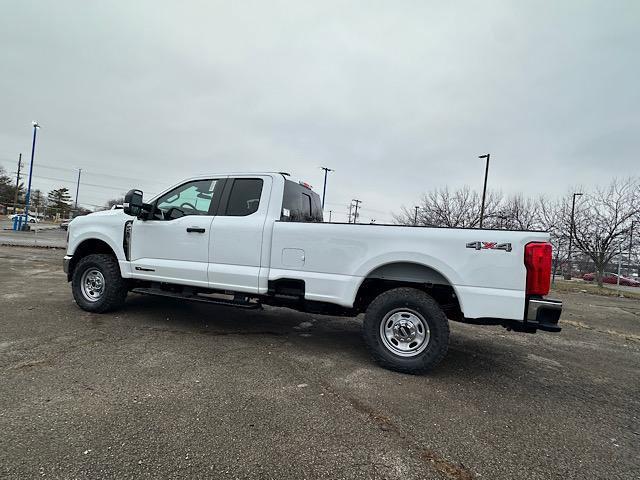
47, 187, 73, 218
0, 166, 20, 206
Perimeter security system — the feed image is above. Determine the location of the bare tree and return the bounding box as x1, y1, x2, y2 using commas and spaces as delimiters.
571, 178, 640, 286
103, 197, 125, 210
394, 186, 502, 228
492, 194, 540, 230
392, 178, 640, 286
538, 195, 569, 279
628, 220, 640, 277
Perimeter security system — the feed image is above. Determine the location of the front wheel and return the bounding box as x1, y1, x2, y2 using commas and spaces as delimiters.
363, 287, 450, 374
71, 254, 127, 313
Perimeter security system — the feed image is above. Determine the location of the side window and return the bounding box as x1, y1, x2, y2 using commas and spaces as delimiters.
225, 178, 263, 216
156, 179, 217, 218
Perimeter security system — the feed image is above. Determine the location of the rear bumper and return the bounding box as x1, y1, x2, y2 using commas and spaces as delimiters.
465, 297, 563, 333
524, 297, 562, 332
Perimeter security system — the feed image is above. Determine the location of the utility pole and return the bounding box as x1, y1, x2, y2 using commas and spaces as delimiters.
565, 192, 583, 279
74, 168, 82, 212
414, 206, 420, 226
348, 203, 353, 224
320, 167, 333, 210
12, 153, 22, 214
478, 154, 490, 228
628, 221, 635, 277
20, 122, 40, 231
617, 247, 623, 287
352, 199, 362, 224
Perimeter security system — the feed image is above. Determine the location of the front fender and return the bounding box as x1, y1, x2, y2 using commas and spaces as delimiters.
67, 220, 127, 261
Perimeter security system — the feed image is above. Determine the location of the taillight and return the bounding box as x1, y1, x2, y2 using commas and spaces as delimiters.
524, 242, 552, 296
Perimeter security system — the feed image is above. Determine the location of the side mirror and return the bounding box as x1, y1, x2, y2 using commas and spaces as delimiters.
123, 189, 144, 217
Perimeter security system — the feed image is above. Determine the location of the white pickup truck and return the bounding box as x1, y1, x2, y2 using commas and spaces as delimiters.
63, 172, 562, 373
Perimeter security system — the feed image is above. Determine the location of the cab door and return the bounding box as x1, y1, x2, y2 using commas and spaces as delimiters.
208, 176, 271, 293
130, 178, 225, 288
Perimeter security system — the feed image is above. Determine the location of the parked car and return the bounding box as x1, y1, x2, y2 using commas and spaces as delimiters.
60, 220, 70, 231
62, 172, 562, 374
582, 272, 640, 287
9, 213, 38, 223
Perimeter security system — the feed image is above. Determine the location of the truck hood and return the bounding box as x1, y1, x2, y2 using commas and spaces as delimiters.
86, 208, 128, 218
69, 208, 130, 228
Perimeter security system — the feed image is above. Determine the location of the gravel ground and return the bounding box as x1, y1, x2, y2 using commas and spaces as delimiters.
1, 246, 638, 479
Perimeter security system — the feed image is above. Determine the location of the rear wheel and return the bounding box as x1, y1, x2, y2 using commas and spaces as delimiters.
363, 287, 449, 374
72, 254, 127, 313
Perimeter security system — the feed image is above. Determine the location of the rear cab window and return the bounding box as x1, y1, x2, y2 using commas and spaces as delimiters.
281, 180, 323, 222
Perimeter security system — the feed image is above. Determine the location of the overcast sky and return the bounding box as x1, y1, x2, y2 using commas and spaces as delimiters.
1, 1, 638, 221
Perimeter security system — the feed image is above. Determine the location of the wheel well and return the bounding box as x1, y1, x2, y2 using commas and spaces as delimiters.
67, 239, 117, 281
354, 262, 463, 320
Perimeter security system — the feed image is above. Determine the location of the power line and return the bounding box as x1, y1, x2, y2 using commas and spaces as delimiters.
14, 172, 158, 196
37, 163, 167, 186
0, 159, 167, 186
26, 173, 127, 191
324, 200, 387, 215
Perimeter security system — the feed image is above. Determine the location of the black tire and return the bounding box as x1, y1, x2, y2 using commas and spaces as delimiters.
363, 287, 449, 374
71, 254, 127, 313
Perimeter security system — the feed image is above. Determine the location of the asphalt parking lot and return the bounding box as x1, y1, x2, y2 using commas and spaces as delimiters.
0, 220, 67, 248
1, 246, 638, 479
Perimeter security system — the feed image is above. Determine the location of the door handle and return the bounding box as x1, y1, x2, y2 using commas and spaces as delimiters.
186, 227, 206, 233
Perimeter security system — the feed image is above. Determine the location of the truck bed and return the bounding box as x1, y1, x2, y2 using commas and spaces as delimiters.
269, 221, 550, 319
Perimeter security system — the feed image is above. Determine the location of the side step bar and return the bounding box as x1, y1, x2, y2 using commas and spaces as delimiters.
132, 288, 262, 309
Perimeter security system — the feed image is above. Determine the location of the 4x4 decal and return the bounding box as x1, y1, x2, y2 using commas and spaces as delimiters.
466, 241, 512, 252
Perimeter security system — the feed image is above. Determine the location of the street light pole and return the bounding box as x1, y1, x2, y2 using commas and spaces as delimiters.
21, 122, 40, 230
478, 154, 490, 228
320, 167, 333, 210
565, 192, 583, 279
